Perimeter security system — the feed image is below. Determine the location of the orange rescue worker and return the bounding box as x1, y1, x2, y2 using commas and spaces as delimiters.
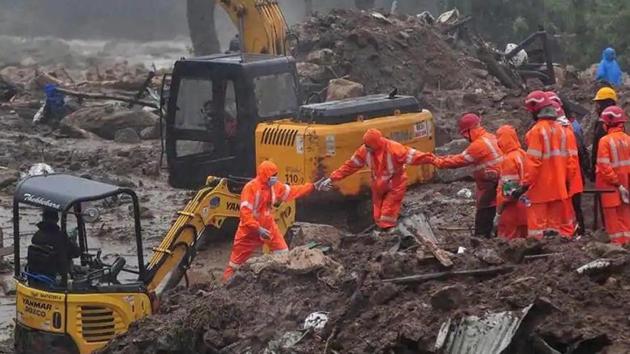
547, 91, 591, 235
431, 114, 503, 238
494, 125, 528, 239
516, 91, 577, 239
318, 128, 435, 230
223, 161, 315, 281
547, 92, 584, 236
595, 106, 630, 245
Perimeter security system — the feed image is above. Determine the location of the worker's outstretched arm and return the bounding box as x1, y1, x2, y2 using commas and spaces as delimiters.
239, 186, 261, 232
596, 139, 621, 186
392, 145, 435, 166
275, 182, 315, 203
330, 146, 368, 181
522, 130, 543, 186
433, 140, 484, 169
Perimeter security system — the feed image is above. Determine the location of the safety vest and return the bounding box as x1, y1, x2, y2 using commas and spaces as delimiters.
596, 128, 630, 207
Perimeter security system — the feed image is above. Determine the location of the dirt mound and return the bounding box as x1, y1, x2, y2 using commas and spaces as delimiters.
293, 9, 498, 100
101, 215, 630, 354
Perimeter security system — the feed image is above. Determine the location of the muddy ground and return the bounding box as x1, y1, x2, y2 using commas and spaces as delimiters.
0, 8, 629, 354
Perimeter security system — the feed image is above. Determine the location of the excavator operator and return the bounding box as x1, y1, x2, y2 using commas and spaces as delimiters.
27, 209, 80, 286
223, 161, 316, 281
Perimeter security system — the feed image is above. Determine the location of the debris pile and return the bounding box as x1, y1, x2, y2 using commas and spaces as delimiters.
101, 204, 630, 353
293, 9, 501, 102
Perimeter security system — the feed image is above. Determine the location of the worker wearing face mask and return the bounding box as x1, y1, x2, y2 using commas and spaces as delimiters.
223, 161, 315, 281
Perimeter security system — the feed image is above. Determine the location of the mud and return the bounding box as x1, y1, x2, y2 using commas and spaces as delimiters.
101, 210, 630, 353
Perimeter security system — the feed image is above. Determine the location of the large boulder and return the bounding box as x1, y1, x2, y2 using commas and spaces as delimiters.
326, 78, 364, 101
60, 105, 158, 140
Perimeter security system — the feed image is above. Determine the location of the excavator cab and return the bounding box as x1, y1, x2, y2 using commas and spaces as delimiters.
13, 174, 150, 354
165, 53, 300, 188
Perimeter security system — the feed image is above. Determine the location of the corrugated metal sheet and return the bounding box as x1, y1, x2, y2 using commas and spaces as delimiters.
435, 304, 534, 354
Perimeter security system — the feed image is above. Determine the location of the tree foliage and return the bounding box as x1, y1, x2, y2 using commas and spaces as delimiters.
445, 0, 630, 70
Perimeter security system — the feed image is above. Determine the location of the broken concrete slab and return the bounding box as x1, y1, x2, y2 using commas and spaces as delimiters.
114, 127, 141, 144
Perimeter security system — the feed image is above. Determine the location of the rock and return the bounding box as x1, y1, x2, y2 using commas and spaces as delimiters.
430, 284, 464, 311
142, 161, 161, 177
475, 248, 504, 265
370, 283, 400, 305
114, 128, 141, 144
306, 48, 335, 66
60, 106, 158, 140
291, 222, 343, 251
58, 122, 101, 139
297, 62, 328, 83
436, 139, 468, 155
0, 274, 16, 296
326, 78, 364, 101
0, 168, 19, 189
140, 125, 160, 140
68, 162, 82, 171
398, 31, 410, 40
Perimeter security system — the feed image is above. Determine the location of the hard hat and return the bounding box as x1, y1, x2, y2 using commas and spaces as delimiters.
594, 87, 618, 102
545, 91, 562, 105
600, 106, 628, 124
458, 113, 481, 134
524, 90, 553, 113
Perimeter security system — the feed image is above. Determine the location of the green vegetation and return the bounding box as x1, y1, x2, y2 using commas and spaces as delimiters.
443, 0, 630, 70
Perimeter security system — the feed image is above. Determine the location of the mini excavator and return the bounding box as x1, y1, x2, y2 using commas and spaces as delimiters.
13, 174, 295, 353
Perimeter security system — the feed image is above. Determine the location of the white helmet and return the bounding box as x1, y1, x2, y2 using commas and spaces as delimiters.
28, 163, 55, 176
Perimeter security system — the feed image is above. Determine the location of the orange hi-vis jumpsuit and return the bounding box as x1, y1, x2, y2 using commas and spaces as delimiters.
223, 161, 314, 281
433, 127, 503, 236
330, 130, 434, 229
523, 120, 577, 239
596, 126, 630, 244
496, 125, 528, 239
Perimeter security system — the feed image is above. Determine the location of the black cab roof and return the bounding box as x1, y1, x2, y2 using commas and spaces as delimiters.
14, 174, 130, 212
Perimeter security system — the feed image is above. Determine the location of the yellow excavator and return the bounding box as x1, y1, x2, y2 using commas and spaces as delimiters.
13, 174, 295, 354
164, 0, 435, 196
13, 1, 436, 353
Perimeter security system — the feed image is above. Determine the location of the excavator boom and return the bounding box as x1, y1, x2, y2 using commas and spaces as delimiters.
218, 0, 288, 55
144, 177, 295, 295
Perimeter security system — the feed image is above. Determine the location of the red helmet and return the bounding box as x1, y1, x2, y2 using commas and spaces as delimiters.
545, 91, 562, 105
600, 106, 628, 125
550, 101, 566, 119
458, 113, 481, 134
525, 91, 553, 113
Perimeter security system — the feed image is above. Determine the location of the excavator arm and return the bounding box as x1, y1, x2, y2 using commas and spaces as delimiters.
218, 0, 288, 55
144, 177, 295, 296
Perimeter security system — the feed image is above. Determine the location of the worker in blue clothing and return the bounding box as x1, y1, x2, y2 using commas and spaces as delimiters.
596, 47, 623, 87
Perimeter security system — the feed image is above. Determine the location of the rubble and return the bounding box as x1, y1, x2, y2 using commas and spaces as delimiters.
60, 106, 158, 140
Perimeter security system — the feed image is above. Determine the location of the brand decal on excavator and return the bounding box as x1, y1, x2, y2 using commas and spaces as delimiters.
415, 121, 429, 138
22, 193, 61, 209
227, 202, 240, 211
23, 298, 52, 318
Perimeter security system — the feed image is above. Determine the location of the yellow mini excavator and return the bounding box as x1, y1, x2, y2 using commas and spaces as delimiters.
13, 174, 295, 354
164, 0, 436, 196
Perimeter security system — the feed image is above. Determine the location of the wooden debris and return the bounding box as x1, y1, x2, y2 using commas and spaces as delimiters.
56, 87, 158, 108
381, 266, 515, 285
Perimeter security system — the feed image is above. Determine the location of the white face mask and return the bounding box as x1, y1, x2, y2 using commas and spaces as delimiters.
268, 176, 278, 187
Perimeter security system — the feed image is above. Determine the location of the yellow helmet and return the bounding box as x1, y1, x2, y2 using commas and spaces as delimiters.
593, 87, 618, 102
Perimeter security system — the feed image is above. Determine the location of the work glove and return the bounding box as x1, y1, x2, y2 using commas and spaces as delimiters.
258, 227, 271, 241
619, 185, 630, 204
315, 177, 333, 192
509, 185, 529, 199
